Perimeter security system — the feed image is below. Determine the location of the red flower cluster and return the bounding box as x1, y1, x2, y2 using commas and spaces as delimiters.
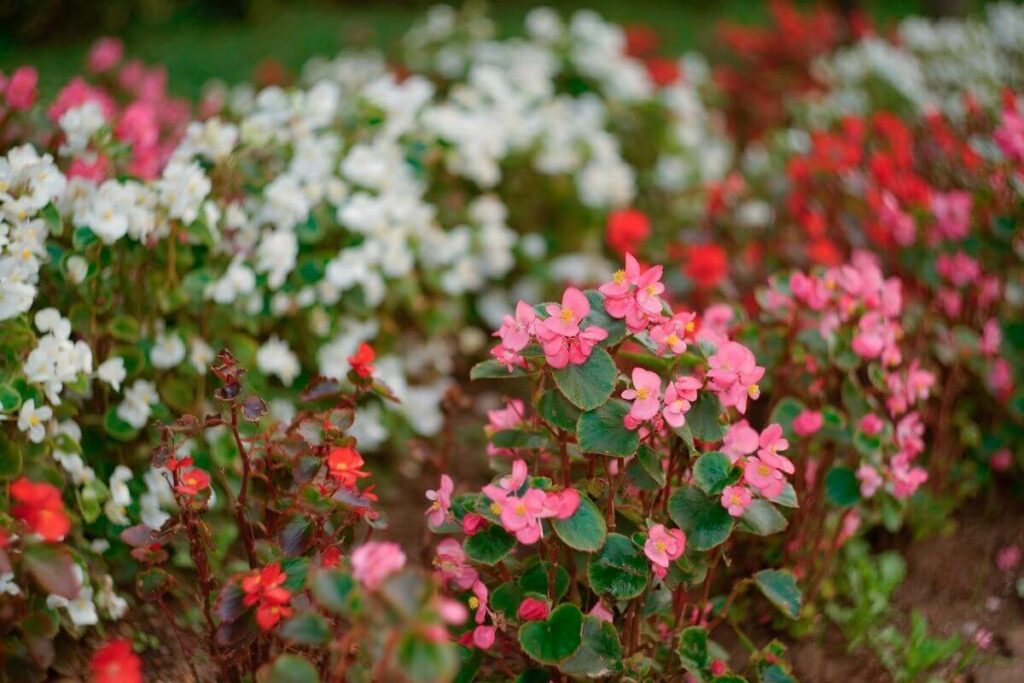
605, 209, 650, 257
348, 342, 375, 378
91, 639, 142, 683
241, 562, 293, 631
11, 477, 71, 542
326, 446, 371, 489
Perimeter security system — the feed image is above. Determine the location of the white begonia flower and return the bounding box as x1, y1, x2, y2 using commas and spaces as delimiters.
157, 159, 211, 224
58, 102, 106, 155
95, 575, 128, 620
257, 336, 301, 386
206, 255, 256, 304
18, 399, 51, 443
190, 338, 214, 374
46, 564, 96, 627
150, 332, 186, 369
96, 356, 126, 391
117, 379, 158, 430
65, 255, 89, 284
0, 572, 22, 596
103, 465, 133, 526
90, 539, 111, 554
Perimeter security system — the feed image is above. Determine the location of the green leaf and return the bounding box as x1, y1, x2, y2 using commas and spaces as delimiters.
770, 483, 799, 508
519, 563, 570, 602
753, 569, 802, 619
0, 435, 23, 480
23, 544, 78, 599
559, 615, 624, 677
491, 429, 551, 450
280, 612, 331, 646
464, 525, 515, 565
135, 568, 172, 601
490, 582, 526, 620
636, 444, 666, 486
687, 393, 726, 442
552, 348, 617, 411
769, 398, 804, 434
668, 486, 734, 551
551, 494, 607, 553
538, 389, 580, 431
396, 634, 459, 683
588, 533, 648, 600
470, 360, 533, 380
576, 400, 639, 457
72, 226, 98, 250
739, 500, 788, 536
692, 452, 738, 495
518, 603, 584, 665
0, 383, 22, 413
104, 406, 140, 442
677, 626, 709, 675
108, 316, 140, 342
256, 654, 320, 683
825, 467, 860, 508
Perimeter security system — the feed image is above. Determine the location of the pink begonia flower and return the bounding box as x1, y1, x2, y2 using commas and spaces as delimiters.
543, 488, 581, 520
499, 489, 548, 544
990, 449, 1012, 472
890, 464, 927, 498
490, 343, 525, 372
517, 597, 550, 621
851, 312, 886, 360
48, 76, 117, 121
5, 66, 38, 111
622, 367, 662, 424
790, 271, 829, 311
905, 362, 935, 404
994, 104, 1024, 163
600, 253, 641, 318
87, 37, 124, 73
495, 300, 536, 352
116, 101, 159, 149
706, 341, 764, 414
973, 628, 994, 651
486, 399, 525, 457
743, 457, 786, 499
722, 420, 759, 462
988, 357, 1013, 399
996, 545, 1021, 572
662, 376, 701, 428
978, 275, 1001, 308
931, 191, 971, 241
482, 459, 528, 504
878, 192, 916, 246
472, 625, 496, 649
470, 580, 489, 624
438, 597, 469, 625
67, 155, 111, 183
937, 288, 962, 318
838, 509, 861, 546
462, 513, 485, 535
644, 524, 686, 577
859, 413, 884, 436
757, 424, 794, 475
856, 465, 882, 498
589, 601, 614, 623
650, 312, 696, 355
434, 538, 478, 590
981, 318, 1002, 356
793, 410, 823, 436
721, 485, 752, 517
633, 263, 666, 315
351, 541, 406, 590
425, 474, 454, 527
568, 325, 608, 364
935, 251, 980, 288
543, 287, 590, 337
896, 412, 925, 460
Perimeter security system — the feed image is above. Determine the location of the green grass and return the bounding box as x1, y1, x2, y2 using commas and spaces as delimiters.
0, 0, 947, 100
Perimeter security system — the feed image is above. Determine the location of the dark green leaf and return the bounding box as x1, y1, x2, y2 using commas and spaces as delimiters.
739, 500, 788, 536
825, 467, 860, 508
280, 612, 331, 646
518, 603, 584, 665
559, 615, 624, 677
464, 525, 515, 565
668, 486, 734, 551
538, 389, 581, 431
552, 348, 617, 411
256, 654, 320, 683
576, 400, 639, 457
693, 452, 738, 495
551, 494, 607, 552
687, 393, 726, 442
753, 569, 802, 619
588, 533, 648, 600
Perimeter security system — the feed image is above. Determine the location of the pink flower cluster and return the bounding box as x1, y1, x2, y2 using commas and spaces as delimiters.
484, 399, 525, 457
351, 541, 406, 590
432, 541, 497, 649
643, 524, 686, 578
481, 460, 580, 544
599, 254, 668, 332
621, 367, 702, 430
491, 288, 608, 371
719, 421, 793, 515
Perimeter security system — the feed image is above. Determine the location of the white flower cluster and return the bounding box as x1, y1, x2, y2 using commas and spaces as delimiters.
811, 2, 1024, 121
0, 146, 66, 321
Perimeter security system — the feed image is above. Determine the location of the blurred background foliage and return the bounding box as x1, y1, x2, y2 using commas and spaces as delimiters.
0, 0, 998, 99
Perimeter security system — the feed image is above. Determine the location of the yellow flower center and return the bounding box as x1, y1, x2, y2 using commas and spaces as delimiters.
685, 321, 696, 332
468, 597, 479, 609
655, 541, 666, 552
559, 308, 574, 322
636, 387, 649, 400
757, 464, 771, 476
646, 284, 658, 295
515, 503, 527, 516
730, 494, 743, 505
612, 269, 626, 284
666, 334, 680, 346
28, 415, 40, 426
489, 502, 502, 515
748, 384, 760, 398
